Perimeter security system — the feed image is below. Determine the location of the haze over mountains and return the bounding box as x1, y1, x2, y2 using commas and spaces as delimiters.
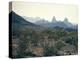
23, 16, 78, 29
9, 11, 78, 31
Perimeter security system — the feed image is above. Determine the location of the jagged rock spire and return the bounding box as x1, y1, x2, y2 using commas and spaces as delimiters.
52, 16, 57, 23
64, 17, 68, 23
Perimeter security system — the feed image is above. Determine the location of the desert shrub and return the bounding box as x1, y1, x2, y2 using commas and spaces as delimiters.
44, 47, 57, 56
55, 29, 67, 38
63, 36, 78, 47
55, 41, 66, 50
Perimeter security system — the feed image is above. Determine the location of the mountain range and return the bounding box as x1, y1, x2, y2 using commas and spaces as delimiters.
23, 16, 78, 29
9, 11, 77, 31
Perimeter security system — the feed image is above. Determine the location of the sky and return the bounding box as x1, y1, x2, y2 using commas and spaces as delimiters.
11, 1, 78, 24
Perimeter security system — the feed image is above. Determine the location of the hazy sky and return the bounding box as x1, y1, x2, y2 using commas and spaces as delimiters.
12, 1, 78, 24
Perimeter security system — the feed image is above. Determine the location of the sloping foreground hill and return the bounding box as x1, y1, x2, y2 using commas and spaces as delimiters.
9, 11, 43, 38
9, 11, 37, 25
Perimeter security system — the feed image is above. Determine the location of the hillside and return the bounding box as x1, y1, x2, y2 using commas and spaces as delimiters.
9, 11, 78, 58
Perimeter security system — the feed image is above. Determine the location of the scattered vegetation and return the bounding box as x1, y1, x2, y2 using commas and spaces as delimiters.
11, 27, 78, 58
